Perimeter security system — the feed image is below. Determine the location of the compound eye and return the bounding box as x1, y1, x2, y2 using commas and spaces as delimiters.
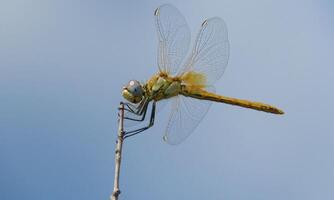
127, 80, 144, 97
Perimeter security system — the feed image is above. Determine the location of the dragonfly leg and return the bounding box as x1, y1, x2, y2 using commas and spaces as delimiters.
123, 103, 141, 115
123, 98, 148, 116
119, 99, 148, 124
123, 103, 137, 113
123, 101, 156, 139
123, 100, 149, 122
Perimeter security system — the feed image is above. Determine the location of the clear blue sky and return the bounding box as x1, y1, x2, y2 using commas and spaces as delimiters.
1, 0, 334, 199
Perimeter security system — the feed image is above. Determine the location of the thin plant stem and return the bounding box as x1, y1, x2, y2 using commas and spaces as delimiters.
110, 102, 125, 200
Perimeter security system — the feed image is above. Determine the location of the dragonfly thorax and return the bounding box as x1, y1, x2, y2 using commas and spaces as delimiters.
144, 72, 182, 102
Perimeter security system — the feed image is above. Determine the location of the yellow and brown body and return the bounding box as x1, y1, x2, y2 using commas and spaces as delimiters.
143, 71, 284, 115
181, 86, 284, 114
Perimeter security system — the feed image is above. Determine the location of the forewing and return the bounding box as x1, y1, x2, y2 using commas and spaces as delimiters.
180, 17, 230, 85
163, 86, 215, 145
154, 4, 191, 75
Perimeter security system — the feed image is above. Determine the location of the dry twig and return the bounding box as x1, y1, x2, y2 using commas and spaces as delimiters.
110, 102, 125, 200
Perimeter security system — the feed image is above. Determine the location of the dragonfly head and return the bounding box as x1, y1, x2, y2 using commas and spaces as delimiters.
122, 80, 145, 104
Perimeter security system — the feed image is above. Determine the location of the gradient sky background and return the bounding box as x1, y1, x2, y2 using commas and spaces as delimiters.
1, 0, 334, 200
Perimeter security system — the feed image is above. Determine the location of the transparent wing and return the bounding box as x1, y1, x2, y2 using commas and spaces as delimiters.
180, 17, 230, 85
154, 4, 191, 75
163, 86, 215, 145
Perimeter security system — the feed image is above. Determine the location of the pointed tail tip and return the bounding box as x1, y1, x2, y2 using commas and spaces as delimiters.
274, 108, 284, 115
278, 110, 285, 115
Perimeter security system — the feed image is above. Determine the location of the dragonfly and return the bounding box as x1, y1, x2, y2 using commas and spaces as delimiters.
121, 4, 284, 145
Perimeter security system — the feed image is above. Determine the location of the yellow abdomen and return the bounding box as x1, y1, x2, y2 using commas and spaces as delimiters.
181, 86, 284, 114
